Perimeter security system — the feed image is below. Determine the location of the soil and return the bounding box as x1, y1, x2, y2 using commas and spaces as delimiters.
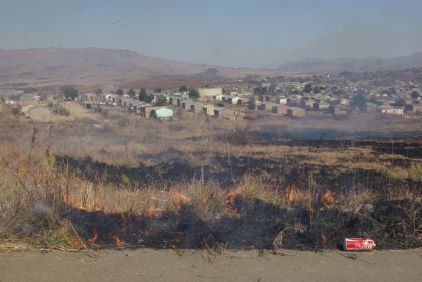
0, 249, 421, 282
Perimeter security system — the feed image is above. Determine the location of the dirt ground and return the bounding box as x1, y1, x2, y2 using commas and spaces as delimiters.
48, 102, 102, 122
0, 249, 421, 282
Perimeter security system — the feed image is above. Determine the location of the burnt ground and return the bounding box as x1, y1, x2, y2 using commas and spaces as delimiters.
56, 152, 420, 192
62, 198, 422, 250
47, 130, 422, 251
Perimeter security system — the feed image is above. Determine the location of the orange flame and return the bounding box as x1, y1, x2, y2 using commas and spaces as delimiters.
172, 190, 191, 211
323, 191, 335, 207
144, 207, 165, 217
285, 183, 299, 203
225, 187, 244, 211
112, 235, 123, 248
87, 233, 98, 245
93, 197, 101, 211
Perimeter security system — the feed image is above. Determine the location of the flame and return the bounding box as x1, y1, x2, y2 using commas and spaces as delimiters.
144, 207, 165, 217
323, 191, 335, 207
87, 233, 98, 245
288, 190, 296, 202
225, 187, 244, 211
285, 183, 298, 203
93, 197, 101, 211
112, 235, 123, 248
172, 190, 191, 211
172, 190, 190, 203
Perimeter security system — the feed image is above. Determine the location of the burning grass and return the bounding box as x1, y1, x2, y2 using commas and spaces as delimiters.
0, 116, 421, 251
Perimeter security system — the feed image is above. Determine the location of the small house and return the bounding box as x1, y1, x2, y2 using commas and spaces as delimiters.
333, 105, 347, 115
202, 104, 215, 116
139, 104, 153, 118
412, 104, 422, 113
20, 92, 41, 103
286, 107, 306, 117
272, 104, 287, 115
317, 100, 331, 111
379, 106, 404, 115
190, 103, 203, 113
276, 96, 287, 104
214, 106, 225, 118
151, 107, 173, 120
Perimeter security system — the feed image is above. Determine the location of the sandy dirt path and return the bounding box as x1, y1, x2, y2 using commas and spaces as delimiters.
0, 249, 421, 282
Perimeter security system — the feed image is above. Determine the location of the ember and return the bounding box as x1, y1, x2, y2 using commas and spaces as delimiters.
87, 233, 98, 245
225, 187, 244, 211
112, 235, 123, 248
323, 191, 335, 207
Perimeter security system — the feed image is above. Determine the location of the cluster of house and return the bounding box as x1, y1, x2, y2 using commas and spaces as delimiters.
85, 88, 242, 120
245, 78, 422, 117
90, 93, 173, 120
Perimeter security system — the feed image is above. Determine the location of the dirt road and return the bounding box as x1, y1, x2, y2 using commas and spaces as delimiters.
1, 249, 421, 282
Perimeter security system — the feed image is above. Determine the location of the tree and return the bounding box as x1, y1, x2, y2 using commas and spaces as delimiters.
188, 88, 200, 101
248, 97, 256, 110
139, 88, 147, 101
253, 86, 267, 95
94, 88, 103, 96
411, 91, 420, 99
351, 91, 367, 112
154, 88, 162, 93
179, 85, 188, 92
128, 89, 135, 98
303, 83, 312, 93
61, 85, 78, 100
154, 96, 167, 106
144, 94, 153, 103
392, 98, 406, 107
115, 88, 124, 96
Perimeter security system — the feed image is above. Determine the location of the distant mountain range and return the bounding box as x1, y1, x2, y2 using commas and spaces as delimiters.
277, 52, 422, 73
1, 47, 422, 87
0, 47, 215, 85
0, 47, 274, 86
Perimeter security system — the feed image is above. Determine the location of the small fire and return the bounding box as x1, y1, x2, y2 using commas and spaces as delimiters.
288, 190, 296, 202
172, 190, 190, 203
93, 197, 102, 211
323, 191, 335, 207
225, 187, 244, 211
87, 233, 98, 245
172, 190, 191, 211
144, 207, 165, 217
285, 183, 299, 203
112, 235, 123, 248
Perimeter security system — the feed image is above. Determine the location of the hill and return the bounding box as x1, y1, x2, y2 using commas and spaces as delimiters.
0, 47, 215, 86
0, 48, 277, 87
277, 52, 422, 73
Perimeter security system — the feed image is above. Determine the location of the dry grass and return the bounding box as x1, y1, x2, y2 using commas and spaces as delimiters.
0, 110, 421, 250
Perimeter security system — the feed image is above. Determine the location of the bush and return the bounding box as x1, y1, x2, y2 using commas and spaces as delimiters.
53, 105, 70, 116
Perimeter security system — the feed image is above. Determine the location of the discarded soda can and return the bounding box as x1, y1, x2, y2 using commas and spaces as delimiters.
343, 238, 376, 251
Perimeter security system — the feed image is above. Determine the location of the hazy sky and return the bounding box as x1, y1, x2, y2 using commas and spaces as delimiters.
1, 0, 422, 68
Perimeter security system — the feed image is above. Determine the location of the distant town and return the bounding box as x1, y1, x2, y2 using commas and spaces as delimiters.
2, 68, 422, 122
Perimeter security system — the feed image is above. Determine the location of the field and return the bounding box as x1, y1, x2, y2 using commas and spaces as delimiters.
0, 103, 421, 252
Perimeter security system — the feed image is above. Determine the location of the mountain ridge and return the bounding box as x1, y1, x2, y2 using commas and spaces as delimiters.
277, 52, 422, 73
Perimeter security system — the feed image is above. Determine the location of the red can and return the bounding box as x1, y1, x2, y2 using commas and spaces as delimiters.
343, 238, 376, 251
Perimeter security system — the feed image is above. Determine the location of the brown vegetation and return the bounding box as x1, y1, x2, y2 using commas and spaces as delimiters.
0, 108, 421, 252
